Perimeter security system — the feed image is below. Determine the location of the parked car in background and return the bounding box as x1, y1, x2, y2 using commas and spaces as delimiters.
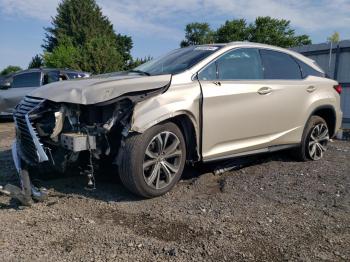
0, 68, 90, 117
0, 74, 14, 90
12, 42, 342, 200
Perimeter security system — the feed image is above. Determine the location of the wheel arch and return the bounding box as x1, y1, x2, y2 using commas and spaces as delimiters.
308, 105, 337, 137
131, 111, 201, 162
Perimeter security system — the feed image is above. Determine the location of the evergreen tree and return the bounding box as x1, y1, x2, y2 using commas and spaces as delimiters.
43, 0, 132, 73
28, 54, 44, 69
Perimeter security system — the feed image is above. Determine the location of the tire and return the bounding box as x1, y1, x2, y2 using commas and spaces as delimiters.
292, 115, 329, 161
118, 122, 186, 198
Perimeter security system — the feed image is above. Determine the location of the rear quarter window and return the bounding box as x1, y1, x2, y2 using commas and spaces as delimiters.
295, 59, 325, 78
260, 49, 302, 80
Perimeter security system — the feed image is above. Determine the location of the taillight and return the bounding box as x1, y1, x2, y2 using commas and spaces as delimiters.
334, 84, 342, 94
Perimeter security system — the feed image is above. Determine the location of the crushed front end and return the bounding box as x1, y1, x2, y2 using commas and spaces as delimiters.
11, 95, 136, 204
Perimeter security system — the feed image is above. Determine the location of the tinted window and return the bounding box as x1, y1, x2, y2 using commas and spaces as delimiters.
296, 60, 324, 78
12, 72, 41, 88
260, 50, 301, 79
43, 71, 60, 85
198, 62, 217, 80
135, 45, 223, 75
67, 73, 79, 79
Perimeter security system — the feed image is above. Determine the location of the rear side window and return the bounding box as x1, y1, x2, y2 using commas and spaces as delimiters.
260, 50, 302, 79
12, 72, 41, 88
295, 59, 325, 78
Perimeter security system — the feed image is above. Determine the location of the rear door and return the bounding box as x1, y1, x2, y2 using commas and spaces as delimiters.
0, 72, 42, 115
258, 49, 312, 145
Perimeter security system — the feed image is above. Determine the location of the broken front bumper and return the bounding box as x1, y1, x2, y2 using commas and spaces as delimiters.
6, 140, 48, 205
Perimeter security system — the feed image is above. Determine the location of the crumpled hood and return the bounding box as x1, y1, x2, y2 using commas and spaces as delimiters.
29, 74, 172, 105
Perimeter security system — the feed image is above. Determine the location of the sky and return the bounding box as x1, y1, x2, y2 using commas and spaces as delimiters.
0, 0, 349, 70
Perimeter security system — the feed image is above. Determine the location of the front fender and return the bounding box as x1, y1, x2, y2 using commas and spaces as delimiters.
130, 82, 201, 148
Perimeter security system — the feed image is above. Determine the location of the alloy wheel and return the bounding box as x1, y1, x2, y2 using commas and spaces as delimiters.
308, 123, 329, 160
143, 131, 182, 189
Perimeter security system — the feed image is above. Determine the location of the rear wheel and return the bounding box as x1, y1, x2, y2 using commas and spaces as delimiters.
293, 115, 329, 161
118, 122, 186, 197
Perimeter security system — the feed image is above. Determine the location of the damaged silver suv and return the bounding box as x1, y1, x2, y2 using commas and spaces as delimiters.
12, 42, 342, 199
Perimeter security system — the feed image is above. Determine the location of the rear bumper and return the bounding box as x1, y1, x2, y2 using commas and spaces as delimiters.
336, 110, 343, 133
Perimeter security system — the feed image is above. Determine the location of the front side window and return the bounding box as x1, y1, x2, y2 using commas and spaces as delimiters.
260, 49, 301, 79
43, 71, 60, 85
198, 48, 263, 81
12, 72, 41, 88
198, 62, 217, 80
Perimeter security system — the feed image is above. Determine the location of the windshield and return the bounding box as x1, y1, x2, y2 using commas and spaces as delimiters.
135, 45, 223, 76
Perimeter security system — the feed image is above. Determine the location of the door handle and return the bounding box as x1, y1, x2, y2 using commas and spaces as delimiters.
213, 81, 221, 86
258, 87, 272, 95
306, 86, 317, 92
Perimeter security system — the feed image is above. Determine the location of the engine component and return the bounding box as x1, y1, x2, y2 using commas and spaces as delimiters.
60, 133, 96, 152
50, 106, 66, 141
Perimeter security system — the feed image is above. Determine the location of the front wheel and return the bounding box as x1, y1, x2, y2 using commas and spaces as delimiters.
293, 115, 329, 161
118, 122, 186, 198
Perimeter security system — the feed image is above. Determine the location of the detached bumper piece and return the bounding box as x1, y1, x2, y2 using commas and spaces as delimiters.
0, 141, 48, 206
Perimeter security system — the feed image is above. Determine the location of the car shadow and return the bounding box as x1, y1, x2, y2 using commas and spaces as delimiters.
0, 148, 298, 207
0, 117, 13, 123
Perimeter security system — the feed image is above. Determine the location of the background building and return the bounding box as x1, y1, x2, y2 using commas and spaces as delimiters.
292, 40, 350, 127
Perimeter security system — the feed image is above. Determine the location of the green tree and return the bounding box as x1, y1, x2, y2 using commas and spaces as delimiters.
180, 23, 215, 47
0, 65, 22, 76
28, 54, 44, 69
43, 37, 81, 69
327, 32, 340, 43
116, 34, 133, 69
181, 17, 311, 48
129, 56, 153, 68
42, 0, 132, 73
80, 36, 123, 73
248, 17, 311, 47
215, 19, 249, 43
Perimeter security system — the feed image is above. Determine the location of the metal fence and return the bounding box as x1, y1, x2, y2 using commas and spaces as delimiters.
292, 40, 350, 125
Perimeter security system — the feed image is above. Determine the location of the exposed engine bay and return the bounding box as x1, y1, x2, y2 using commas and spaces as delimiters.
8, 85, 167, 205
32, 98, 133, 172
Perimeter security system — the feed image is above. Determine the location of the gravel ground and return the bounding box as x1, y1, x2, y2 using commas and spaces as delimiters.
0, 121, 349, 261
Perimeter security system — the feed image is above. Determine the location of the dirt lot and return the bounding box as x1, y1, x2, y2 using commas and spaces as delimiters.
0, 121, 349, 261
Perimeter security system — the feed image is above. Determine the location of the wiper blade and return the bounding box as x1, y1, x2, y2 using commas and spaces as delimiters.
128, 69, 151, 76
